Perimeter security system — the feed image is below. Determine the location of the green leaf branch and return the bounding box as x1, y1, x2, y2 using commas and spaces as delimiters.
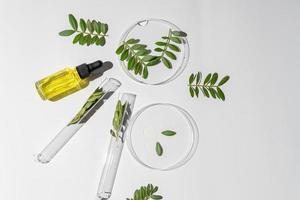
188, 72, 230, 101
59, 14, 109, 46
126, 184, 163, 200
110, 100, 127, 141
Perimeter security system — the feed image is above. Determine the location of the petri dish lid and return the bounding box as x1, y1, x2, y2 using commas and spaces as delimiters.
118, 19, 190, 85
126, 103, 199, 171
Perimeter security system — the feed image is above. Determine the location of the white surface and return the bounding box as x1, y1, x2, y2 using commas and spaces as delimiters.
0, 0, 299, 199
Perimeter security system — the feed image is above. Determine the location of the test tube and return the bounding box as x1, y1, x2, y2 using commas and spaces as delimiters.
37, 78, 121, 164
97, 93, 136, 199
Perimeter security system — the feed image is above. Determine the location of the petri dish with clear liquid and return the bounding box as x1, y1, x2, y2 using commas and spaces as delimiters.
118, 19, 190, 85
127, 103, 199, 171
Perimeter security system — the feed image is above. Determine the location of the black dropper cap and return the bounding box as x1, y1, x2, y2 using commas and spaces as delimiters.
76, 60, 103, 79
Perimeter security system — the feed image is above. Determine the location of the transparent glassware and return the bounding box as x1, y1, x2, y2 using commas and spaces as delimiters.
97, 93, 136, 200
127, 103, 199, 171
37, 78, 121, 164
118, 18, 190, 85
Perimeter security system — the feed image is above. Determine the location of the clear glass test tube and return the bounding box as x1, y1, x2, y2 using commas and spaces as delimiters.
97, 93, 136, 199
37, 78, 121, 164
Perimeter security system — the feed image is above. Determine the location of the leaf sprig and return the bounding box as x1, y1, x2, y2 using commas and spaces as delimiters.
116, 29, 187, 79
188, 72, 230, 101
59, 14, 109, 46
116, 39, 159, 79
126, 184, 163, 200
69, 88, 104, 125
110, 100, 127, 140
154, 29, 187, 69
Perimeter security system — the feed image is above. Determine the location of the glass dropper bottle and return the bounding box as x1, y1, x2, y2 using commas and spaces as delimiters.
35, 60, 104, 101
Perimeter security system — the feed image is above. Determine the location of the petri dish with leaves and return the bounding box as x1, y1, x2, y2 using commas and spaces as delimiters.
126, 103, 199, 171
117, 19, 190, 85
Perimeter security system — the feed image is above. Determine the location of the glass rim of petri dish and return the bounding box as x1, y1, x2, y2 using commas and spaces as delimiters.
118, 18, 190, 85
126, 103, 199, 171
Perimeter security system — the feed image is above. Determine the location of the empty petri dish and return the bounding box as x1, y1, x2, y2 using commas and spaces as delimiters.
126, 103, 199, 171
118, 19, 190, 85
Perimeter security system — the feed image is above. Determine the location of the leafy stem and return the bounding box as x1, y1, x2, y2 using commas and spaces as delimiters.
126, 184, 163, 200
158, 29, 172, 59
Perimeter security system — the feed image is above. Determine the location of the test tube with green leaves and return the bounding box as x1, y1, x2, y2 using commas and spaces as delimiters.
97, 93, 136, 199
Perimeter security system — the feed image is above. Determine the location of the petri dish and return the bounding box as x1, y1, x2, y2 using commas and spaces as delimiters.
126, 103, 199, 171
118, 19, 190, 85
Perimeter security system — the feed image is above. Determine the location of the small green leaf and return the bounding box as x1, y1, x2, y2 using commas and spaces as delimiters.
126, 38, 140, 44
73, 33, 83, 44
142, 55, 156, 62
165, 51, 177, 60
203, 87, 210, 97
120, 49, 129, 61
132, 44, 146, 50
136, 49, 150, 56
151, 195, 163, 199
162, 57, 172, 69
155, 41, 167, 46
204, 73, 212, 85
59, 30, 75, 36
80, 18, 86, 32
172, 30, 187, 37
96, 36, 106, 46
218, 76, 230, 86
101, 23, 108, 34
91, 35, 98, 44
68, 14, 78, 30
170, 37, 182, 44
86, 34, 92, 46
143, 66, 149, 79
217, 87, 225, 101
209, 88, 217, 98
87, 19, 94, 33
116, 44, 125, 54
195, 87, 199, 97
189, 87, 194, 97
154, 48, 164, 52
134, 62, 142, 75
168, 43, 181, 52
156, 142, 163, 156
79, 35, 87, 45
210, 73, 218, 85
161, 130, 176, 136
196, 72, 201, 84
128, 56, 136, 69
93, 20, 100, 34
147, 58, 161, 66
189, 73, 195, 84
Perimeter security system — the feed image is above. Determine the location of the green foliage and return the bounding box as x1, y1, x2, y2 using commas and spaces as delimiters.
161, 130, 176, 136
116, 29, 187, 79
126, 184, 163, 200
69, 88, 104, 125
59, 14, 109, 46
110, 100, 127, 140
116, 38, 159, 79
155, 142, 163, 156
188, 72, 230, 101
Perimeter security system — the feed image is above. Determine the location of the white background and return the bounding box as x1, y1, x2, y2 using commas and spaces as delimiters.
0, 0, 299, 199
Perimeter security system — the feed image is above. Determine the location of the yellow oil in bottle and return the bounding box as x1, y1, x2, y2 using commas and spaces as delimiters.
35, 61, 103, 101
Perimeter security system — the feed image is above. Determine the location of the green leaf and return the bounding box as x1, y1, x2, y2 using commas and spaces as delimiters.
195, 87, 199, 97
189, 73, 195, 84
93, 20, 100, 34
142, 55, 156, 62
143, 66, 149, 79
128, 56, 136, 70
87, 19, 94, 33
210, 73, 218, 85
91, 35, 98, 44
209, 88, 217, 98
168, 43, 181, 52
68, 14, 78, 30
155, 41, 167, 46
165, 51, 177, 60
172, 30, 187, 37
156, 142, 163, 156
203, 87, 210, 97
96, 36, 106, 46
162, 57, 172, 69
127, 38, 140, 44
80, 18, 86, 32
147, 58, 161, 66
132, 44, 146, 50
116, 44, 125, 54
101, 23, 108, 34
217, 87, 225, 101
204, 73, 212, 85
86, 34, 92, 46
59, 30, 75, 36
151, 194, 163, 199
134, 62, 142, 75
161, 130, 176, 136
189, 87, 194, 97
196, 72, 202, 84
170, 37, 182, 44
161, 36, 169, 39
79, 35, 87, 45
154, 48, 164, 52
136, 49, 150, 56
72, 33, 83, 44
218, 76, 230, 86
120, 49, 129, 61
